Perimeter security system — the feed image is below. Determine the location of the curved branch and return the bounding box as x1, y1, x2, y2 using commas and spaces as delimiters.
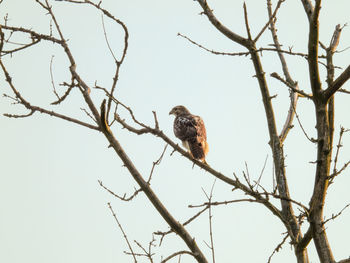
161, 251, 195, 263
196, 0, 249, 47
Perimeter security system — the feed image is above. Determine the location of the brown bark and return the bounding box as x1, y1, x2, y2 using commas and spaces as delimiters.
304, 1, 335, 262
195, 1, 308, 261
100, 123, 209, 263
309, 102, 334, 263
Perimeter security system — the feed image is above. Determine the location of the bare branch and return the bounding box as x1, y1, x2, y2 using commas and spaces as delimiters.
101, 14, 117, 63
154, 206, 209, 243
3, 5, 208, 259
49, 55, 60, 101
262, 192, 309, 213
194, 0, 306, 248
254, 0, 285, 43
329, 24, 343, 53
267, 232, 289, 263
267, 0, 302, 143
161, 251, 195, 263
323, 203, 350, 225
1, 60, 99, 130
178, 33, 249, 56
270, 73, 316, 144
203, 181, 216, 263
323, 24, 350, 100
3, 109, 35, 118
107, 203, 138, 263
338, 258, 350, 263
329, 161, 350, 181
330, 127, 349, 183
179, 32, 311, 59
324, 65, 350, 100
338, 88, 350, 95
99, 180, 142, 202
0, 25, 63, 45
147, 144, 168, 183
188, 198, 264, 208
134, 239, 155, 263
51, 81, 77, 105
254, 155, 268, 190
307, 0, 322, 96
80, 107, 97, 123
152, 111, 159, 130
297, 227, 313, 252
300, 0, 314, 20
65, 0, 129, 122
112, 98, 286, 228
1, 39, 41, 56
270, 72, 311, 99
243, 3, 252, 41
100, 114, 209, 263
195, 0, 249, 48
261, 47, 309, 58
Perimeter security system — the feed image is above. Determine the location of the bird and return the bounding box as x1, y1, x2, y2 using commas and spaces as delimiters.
169, 105, 209, 164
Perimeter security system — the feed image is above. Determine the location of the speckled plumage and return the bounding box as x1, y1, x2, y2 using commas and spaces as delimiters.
169, 106, 209, 163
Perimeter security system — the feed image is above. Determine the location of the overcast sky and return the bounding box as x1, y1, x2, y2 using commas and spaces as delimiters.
1, 0, 350, 262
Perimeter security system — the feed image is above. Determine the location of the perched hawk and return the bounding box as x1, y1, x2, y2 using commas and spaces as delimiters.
169, 105, 209, 163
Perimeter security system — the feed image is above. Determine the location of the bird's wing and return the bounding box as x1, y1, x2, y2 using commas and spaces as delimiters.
174, 115, 198, 141
193, 115, 207, 143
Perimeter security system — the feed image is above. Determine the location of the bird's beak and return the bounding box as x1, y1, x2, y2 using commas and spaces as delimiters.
169, 109, 174, 115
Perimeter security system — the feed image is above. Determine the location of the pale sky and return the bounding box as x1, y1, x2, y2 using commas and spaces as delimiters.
1, 0, 350, 263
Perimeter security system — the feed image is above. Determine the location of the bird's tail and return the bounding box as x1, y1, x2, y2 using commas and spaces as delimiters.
188, 139, 208, 162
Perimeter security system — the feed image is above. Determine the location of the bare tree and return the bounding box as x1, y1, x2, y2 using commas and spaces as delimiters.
1, 0, 350, 263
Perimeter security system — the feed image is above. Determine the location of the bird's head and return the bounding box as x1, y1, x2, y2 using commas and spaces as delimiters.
169, 105, 190, 116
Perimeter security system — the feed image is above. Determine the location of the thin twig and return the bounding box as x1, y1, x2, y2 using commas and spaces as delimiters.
107, 203, 137, 263
68, 0, 129, 121
99, 180, 142, 202
270, 72, 311, 99
202, 180, 216, 263
189, 198, 263, 208
49, 55, 60, 101
289, 97, 317, 143
267, 232, 289, 263
254, 0, 285, 43
134, 239, 155, 262
154, 206, 209, 245
254, 155, 268, 190
323, 203, 350, 225
179, 32, 314, 59
330, 127, 350, 183
147, 144, 168, 183
1, 59, 99, 130
338, 88, 350, 94
243, 3, 252, 41
332, 127, 346, 175
329, 161, 350, 181
101, 14, 117, 62
51, 80, 77, 105
178, 33, 249, 56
